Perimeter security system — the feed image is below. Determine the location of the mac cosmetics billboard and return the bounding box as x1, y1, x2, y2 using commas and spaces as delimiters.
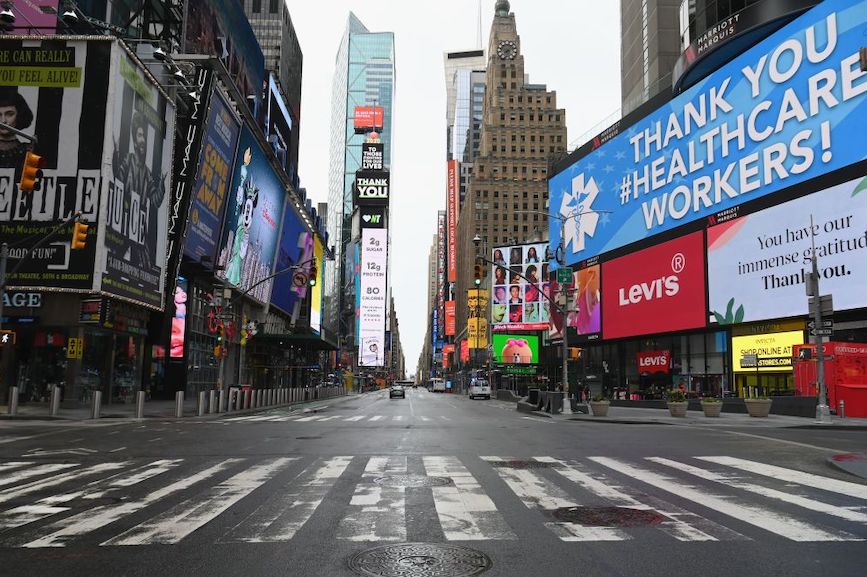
602, 231, 706, 339
549, 0, 867, 266
708, 174, 867, 324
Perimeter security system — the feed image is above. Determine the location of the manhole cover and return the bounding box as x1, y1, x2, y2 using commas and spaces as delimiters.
486, 460, 552, 469
553, 506, 666, 527
374, 475, 453, 488
348, 543, 492, 577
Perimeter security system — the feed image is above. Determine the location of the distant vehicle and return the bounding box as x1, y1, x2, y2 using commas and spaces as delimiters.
431, 378, 446, 393
395, 379, 415, 389
469, 379, 491, 400
389, 384, 405, 399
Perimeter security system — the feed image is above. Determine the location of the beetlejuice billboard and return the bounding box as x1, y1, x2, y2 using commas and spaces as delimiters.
549, 0, 867, 267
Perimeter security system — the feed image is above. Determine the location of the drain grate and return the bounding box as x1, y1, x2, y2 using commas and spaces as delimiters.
486, 460, 552, 470
552, 506, 667, 527
374, 475, 453, 488
348, 543, 492, 577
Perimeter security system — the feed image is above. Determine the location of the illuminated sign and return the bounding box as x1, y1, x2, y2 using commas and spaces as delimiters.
358, 228, 387, 366
732, 330, 804, 372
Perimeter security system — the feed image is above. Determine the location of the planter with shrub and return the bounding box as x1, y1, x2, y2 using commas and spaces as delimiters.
700, 397, 723, 417
589, 395, 610, 417
667, 389, 688, 417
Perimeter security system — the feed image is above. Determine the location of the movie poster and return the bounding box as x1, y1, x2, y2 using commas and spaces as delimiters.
101, 47, 174, 309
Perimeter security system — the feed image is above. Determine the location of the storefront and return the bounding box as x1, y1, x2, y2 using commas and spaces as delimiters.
730, 324, 804, 397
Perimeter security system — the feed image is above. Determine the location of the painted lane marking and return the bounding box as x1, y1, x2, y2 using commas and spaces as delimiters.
424, 456, 515, 541
101, 458, 294, 546
369, 416, 384, 422
393, 416, 404, 421
482, 456, 627, 542
295, 416, 323, 422
650, 457, 867, 525
21, 459, 242, 548
220, 457, 353, 543
590, 457, 860, 542
419, 416, 431, 422
698, 457, 867, 501
337, 456, 406, 542
0, 463, 74, 489
344, 416, 365, 422
0, 463, 130, 506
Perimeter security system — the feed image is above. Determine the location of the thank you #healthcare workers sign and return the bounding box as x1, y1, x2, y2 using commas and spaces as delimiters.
549, 0, 867, 266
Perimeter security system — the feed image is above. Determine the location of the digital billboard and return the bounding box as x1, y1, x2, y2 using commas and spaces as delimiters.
270, 203, 309, 317
447, 160, 459, 283
101, 47, 175, 309
215, 126, 286, 303
437, 211, 446, 335
354, 106, 384, 131
11, 1, 59, 34
732, 330, 804, 372
358, 228, 387, 366
0, 39, 108, 291
361, 142, 384, 171
602, 231, 706, 339
491, 242, 549, 331
708, 174, 867, 324
445, 300, 456, 336
170, 276, 188, 358
185, 88, 240, 266
354, 170, 389, 205
492, 334, 540, 365
548, 264, 601, 341
310, 237, 324, 335
549, 0, 867, 266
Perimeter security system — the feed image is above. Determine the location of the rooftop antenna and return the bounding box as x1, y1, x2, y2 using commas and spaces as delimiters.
477, 0, 482, 50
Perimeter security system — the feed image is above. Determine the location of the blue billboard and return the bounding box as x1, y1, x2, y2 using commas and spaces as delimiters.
270, 203, 312, 317
550, 0, 867, 267
215, 126, 287, 303
185, 90, 240, 266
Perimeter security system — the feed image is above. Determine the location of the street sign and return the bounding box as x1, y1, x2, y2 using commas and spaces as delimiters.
807, 319, 833, 330
809, 294, 833, 316
740, 353, 758, 367
292, 272, 308, 287
810, 328, 833, 337
557, 268, 572, 284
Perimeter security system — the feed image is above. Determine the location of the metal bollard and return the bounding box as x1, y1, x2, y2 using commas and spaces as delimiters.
839, 400, 845, 419
49, 386, 61, 417
209, 390, 216, 414
230, 389, 238, 412
175, 391, 184, 418
197, 391, 206, 417
218, 389, 226, 413
90, 390, 102, 419
135, 391, 145, 418
7, 386, 18, 415
269, 389, 274, 405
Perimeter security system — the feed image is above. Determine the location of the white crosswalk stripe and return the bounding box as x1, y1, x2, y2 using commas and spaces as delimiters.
0, 455, 863, 548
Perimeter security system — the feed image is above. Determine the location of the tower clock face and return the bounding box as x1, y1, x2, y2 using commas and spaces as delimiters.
497, 40, 517, 60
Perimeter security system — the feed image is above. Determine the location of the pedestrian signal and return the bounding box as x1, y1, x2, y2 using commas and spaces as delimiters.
71, 221, 88, 250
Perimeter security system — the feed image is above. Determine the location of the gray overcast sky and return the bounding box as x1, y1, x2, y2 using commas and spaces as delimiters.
287, 0, 621, 373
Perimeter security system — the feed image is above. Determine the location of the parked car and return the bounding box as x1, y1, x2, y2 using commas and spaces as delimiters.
469, 379, 491, 400
389, 384, 405, 399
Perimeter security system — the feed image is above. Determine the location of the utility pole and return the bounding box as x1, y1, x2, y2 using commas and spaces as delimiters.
806, 215, 830, 422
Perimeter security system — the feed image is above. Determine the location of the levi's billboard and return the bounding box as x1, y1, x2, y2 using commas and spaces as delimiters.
637, 350, 671, 374
549, 0, 867, 267
602, 231, 706, 339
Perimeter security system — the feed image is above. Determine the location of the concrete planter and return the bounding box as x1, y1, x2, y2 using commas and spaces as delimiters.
700, 401, 723, 417
667, 401, 689, 417
744, 398, 773, 417
589, 401, 610, 417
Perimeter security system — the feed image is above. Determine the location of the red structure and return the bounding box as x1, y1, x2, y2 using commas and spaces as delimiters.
793, 342, 867, 417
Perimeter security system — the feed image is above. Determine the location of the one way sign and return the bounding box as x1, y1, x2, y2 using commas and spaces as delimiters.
807, 320, 833, 330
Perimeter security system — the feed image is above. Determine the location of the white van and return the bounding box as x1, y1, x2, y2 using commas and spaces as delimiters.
468, 379, 491, 400
431, 378, 446, 393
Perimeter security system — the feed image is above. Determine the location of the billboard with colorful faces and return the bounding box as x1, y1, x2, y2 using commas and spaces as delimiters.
215, 126, 286, 303
602, 231, 707, 339
549, 0, 867, 267
708, 173, 867, 324
492, 334, 540, 365
491, 242, 549, 331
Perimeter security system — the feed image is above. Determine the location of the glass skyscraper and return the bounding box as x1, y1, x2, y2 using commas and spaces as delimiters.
325, 13, 395, 355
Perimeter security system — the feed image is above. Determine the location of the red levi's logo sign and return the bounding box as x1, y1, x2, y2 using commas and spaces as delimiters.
637, 350, 671, 373
602, 231, 706, 339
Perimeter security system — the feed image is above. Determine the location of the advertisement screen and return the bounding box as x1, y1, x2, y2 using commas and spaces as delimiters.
491, 242, 549, 331
732, 330, 804, 372
445, 300, 456, 336
215, 126, 286, 303
102, 47, 174, 309
447, 160, 459, 283
361, 142, 384, 171
184, 0, 264, 114
492, 334, 540, 365
460, 339, 470, 363
0, 39, 108, 291
354, 170, 389, 205
354, 106, 384, 131
548, 265, 601, 341
549, 0, 867, 266
358, 228, 387, 366
11, 1, 59, 34
602, 231, 706, 339
437, 211, 445, 334
270, 203, 310, 316
359, 206, 385, 228
185, 89, 240, 265
708, 174, 867, 324
170, 276, 188, 358
310, 238, 324, 334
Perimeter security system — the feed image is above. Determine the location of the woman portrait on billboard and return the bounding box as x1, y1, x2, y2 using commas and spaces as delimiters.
509, 304, 523, 323
525, 302, 540, 322
526, 264, 539, 285
494, 266, 507, 285
0, 88, 34, 168
525, 246, 539, 263
509, 270, 521, 285
493, 249, 506, 266
510, 246, 522, 265
524, 283, 539, 302
492, 304, 507, 323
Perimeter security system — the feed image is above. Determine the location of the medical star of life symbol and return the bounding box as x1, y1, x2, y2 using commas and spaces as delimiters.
560, 174, 601, 254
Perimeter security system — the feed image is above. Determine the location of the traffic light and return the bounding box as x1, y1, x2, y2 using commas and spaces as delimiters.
308, 261, 317, 286
19, 151, 44, 193
71, 221, 88, 250
474, 264, 482, 286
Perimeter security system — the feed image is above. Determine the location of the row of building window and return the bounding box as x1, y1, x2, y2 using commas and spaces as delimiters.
498, 112, 562, 123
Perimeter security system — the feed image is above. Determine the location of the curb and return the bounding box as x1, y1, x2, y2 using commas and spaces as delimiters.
826, 453, 867, 480
566, 417, 673, 425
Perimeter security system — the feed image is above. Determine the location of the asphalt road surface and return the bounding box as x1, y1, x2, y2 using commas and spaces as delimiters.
0, 388, 865, 577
